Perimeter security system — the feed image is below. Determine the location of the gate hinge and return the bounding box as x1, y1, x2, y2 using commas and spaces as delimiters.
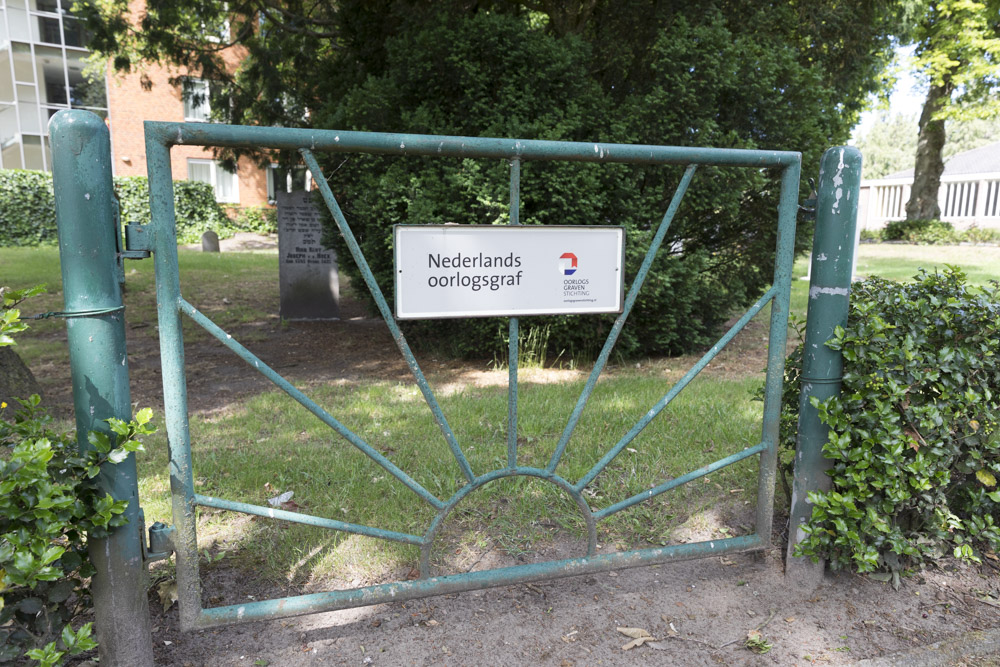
143, 521, 176, 563
123, 224, 154, 259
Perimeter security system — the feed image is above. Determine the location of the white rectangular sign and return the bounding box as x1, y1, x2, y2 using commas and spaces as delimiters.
394, 225, 625, 319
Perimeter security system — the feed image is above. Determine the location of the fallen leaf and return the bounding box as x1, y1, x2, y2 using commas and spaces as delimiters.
622, 637, 653, 650
157, 579, 178, 612
785, 617, 796, 623
617, 627, 653, 640
268, 491, 294, 507
425, 619, 440, 626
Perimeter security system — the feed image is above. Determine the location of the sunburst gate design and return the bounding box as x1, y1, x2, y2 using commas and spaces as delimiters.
143, 122, 801, 631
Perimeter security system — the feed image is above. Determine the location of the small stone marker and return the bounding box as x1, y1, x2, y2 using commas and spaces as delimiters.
201, 230, 220, 252
277, 190, 339, 320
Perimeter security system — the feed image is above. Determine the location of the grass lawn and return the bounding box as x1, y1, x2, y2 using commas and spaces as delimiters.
3, 241, 998, 586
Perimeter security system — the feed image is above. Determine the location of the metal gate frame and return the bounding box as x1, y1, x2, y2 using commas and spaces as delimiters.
137, 122, 805, 630
52, 110, 812, 638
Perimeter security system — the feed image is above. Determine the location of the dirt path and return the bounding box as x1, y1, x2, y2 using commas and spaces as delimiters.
146, 548, 1000, 666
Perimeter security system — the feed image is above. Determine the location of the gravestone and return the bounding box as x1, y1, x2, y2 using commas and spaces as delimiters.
201, 230, 220, 252
277, 190, 339, 320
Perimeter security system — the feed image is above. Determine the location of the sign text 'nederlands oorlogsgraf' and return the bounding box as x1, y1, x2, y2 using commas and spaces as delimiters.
394, 225, 624, 319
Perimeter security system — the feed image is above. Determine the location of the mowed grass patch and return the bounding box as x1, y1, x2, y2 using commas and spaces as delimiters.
136, 371, 766, 585
0, 246, 281, 366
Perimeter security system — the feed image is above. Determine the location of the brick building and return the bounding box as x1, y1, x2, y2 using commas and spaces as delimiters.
0, 0, 304, 209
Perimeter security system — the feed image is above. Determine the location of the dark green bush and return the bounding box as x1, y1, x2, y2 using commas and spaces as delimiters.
320, 10, 811, 359
1, 286, 155, 665
1, 171, 231, 246
0, 171, 58, 246
781, 268, 1000, 573
882, 218, 958, 244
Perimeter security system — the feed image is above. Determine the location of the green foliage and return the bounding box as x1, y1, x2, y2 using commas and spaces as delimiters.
116, 176, 231, 244
864, 221, 1000, 245
80, 0, 903, 357
0, 171, 58, 247
854, 112, 1000, 180
0, 287, 156, 665
0, 171, 235, 246
316, 8, 843, 358
882, 218, 959, 244
234, 206, 277, 235
781, 268, 1000, 573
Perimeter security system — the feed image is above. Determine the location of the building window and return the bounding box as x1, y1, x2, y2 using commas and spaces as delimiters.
188, 158, 239, 204
182, 78, 211, 122
266, 164, 311, 203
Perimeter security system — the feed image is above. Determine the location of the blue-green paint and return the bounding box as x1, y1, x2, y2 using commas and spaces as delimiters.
546, 165, 697, 474
786, 147, 862, 583
50, 110, 154, 665
126, 118, 803, 631
507, 158, 521, 469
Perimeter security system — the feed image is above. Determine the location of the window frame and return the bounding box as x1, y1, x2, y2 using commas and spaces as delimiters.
187, 157, 239, 204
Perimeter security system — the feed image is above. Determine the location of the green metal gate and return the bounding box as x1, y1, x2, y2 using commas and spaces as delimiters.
52, 110, 817, 638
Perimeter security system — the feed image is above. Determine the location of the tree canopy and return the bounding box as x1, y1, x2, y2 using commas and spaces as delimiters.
903, 0, 1000, 220
79, 0, 903, 357
855, 112, 1000, 179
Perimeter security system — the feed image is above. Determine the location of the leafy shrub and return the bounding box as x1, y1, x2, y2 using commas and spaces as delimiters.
0, 171, 58, 246
882, 218, 958, 244
320, 10, 808, 359
859, 229, 882, 242
781, 268, 1000, 573
233, 206, 277, 235
116, 176, 231, 244
0, 171, 231, 246
0, 286, 155, 665
962, 224, 1000, 244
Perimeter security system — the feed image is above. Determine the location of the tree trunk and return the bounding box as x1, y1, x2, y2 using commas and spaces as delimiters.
0, 346, 42, 408
905, 83, 949, 221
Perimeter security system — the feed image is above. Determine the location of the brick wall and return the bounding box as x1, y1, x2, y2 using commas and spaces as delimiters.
104, 23, 269, 208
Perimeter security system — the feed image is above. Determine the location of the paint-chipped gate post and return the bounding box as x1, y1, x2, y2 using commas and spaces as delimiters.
786, 146, 862, 586
49, 110, 155, 665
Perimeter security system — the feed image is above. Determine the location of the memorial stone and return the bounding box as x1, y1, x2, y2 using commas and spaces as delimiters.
201, 230, 220, 252
277, 190, 339, 320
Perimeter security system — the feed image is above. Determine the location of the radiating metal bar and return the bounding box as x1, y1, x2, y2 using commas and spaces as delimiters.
146, 121, 800, 168
178, 298, 445, 511
574, 285, 777, 491
193, 533, 763, 629
508, 158, 521, 469
592, 443, 766, 520
194, 494, 424, 545
547, 165, 697, 474
299, 149, 476, 484
757, 161, 801, 549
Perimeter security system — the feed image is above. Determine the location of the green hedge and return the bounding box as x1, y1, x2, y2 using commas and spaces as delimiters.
0, 170, 237, 246
781, 268, 1000, 573
0, 171, 58, 246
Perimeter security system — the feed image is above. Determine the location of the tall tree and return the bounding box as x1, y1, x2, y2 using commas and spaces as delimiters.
77, 0, 903, 356
905, 0, 1000, 220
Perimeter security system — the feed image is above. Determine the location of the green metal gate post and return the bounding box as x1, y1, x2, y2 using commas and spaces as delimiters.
786, 146, 862, 586
50, 110, 155, 665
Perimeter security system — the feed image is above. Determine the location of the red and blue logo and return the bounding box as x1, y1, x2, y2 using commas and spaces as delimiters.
559, 252, 578, 276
